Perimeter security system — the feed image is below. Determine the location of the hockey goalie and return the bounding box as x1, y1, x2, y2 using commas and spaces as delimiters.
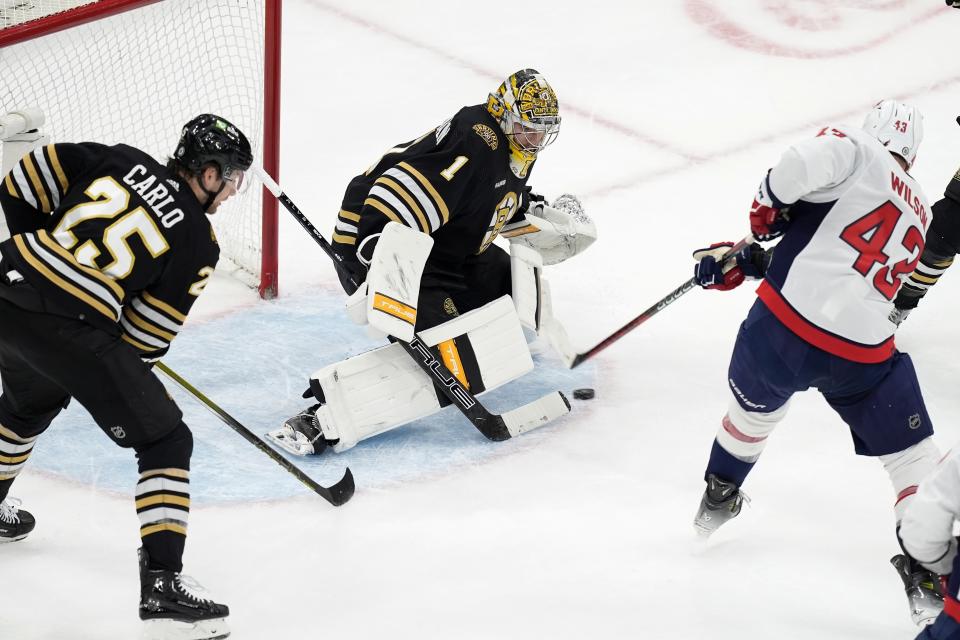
266, 68, 596, 456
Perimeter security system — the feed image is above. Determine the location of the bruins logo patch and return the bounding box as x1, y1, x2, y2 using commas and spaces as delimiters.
472, 124, 498, 150
954, 166, 960, 182
517, 79, 559, 119
443, 297, 459, 317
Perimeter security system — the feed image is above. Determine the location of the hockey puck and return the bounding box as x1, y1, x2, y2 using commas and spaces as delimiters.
573, 388, 595, 400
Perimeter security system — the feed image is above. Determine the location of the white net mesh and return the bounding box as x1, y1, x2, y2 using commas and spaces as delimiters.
0, 0, 273, 290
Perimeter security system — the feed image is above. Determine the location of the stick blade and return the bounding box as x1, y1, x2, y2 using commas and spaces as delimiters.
502, 391, 572, 437
324, 468, 355, 506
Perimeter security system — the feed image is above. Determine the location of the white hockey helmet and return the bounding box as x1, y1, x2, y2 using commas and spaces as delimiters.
862, 100, 924, 168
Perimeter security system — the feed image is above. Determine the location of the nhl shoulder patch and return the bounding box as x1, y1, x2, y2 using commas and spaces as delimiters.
472, 124, 498, 150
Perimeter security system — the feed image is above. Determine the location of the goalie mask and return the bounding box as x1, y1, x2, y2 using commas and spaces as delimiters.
862, 100, 923, 169
486, 69, 561, 178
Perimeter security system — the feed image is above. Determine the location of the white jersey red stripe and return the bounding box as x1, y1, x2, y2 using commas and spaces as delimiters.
758, 125, 930, 363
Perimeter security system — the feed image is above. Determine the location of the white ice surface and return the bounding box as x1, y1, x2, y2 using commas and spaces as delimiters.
4, 2, 960, 638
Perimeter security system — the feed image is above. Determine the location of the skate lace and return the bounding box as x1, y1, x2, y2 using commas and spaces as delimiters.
0, 498, 22, 524
175, 575, 213, 605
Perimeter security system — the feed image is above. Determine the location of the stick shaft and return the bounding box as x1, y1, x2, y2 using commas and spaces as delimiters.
156, 362, 354, 505
570, 234, 755, 368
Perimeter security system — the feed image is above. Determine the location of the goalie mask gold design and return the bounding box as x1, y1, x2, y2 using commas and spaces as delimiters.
487, 69, 561, 178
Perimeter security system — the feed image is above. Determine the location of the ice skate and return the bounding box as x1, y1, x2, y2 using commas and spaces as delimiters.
139, 548, 230, 640
891, 553, 944, 627
0, 497, 35, 543
693, 474, 747, 537
265, 404, 330, 456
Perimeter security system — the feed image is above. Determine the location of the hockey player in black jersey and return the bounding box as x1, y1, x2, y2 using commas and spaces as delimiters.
892, 153, 960, 322
0, 114, 251, 640
268, 69, 597, 457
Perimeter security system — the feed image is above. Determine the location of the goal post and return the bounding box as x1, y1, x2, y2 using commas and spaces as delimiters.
0, 0, 281, 298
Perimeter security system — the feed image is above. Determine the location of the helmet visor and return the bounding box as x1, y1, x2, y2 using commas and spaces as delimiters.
223, 166, 249, 195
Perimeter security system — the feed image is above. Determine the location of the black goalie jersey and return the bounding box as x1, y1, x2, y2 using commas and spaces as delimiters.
330, 104, 539, 289
0, 142, 218, 361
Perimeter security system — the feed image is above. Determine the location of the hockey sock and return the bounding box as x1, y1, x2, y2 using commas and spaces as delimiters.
705, 439, 755, 487
706, 403, 787, 486
0, 422, 39, 502
880, 436, 940, 522
134, 422, 192, 573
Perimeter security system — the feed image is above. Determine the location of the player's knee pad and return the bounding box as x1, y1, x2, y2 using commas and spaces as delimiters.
307, 295, 532, 452
716, 399, 790, 463
134, 421, 193, 472
879, 436, 941, 521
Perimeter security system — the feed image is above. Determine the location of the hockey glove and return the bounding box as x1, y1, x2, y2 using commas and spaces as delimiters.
693, 242, 767, 291
890, 283, 924, 326
948, 1, 960, 8
750, 173, 790, 242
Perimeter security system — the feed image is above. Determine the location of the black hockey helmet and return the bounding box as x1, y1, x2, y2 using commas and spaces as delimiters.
174, 114, 253, 183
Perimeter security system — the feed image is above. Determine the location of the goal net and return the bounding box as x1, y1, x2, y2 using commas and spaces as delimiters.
0, 0, 280, 297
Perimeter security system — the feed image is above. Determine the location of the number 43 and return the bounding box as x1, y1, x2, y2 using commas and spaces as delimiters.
840, 201, 922, 300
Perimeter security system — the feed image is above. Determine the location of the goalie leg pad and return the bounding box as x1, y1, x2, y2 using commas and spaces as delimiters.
310, 296, 533, 452
510, 244, 576, 364
510, 243, 543, 331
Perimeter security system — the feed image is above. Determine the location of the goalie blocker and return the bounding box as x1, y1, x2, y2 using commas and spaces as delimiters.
267, 295, 537, 455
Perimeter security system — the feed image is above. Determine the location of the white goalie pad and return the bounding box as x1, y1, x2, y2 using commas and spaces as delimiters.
510, 242, 543, 331
503, 194, 597, 266
509, 242, 576, 365
310, 296, 532, 452
365, 221, 433, 341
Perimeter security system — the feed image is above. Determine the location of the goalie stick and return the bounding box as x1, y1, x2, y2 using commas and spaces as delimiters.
253, 167, 571, 441
569, 234, 755, 368
156, 362, 355, 506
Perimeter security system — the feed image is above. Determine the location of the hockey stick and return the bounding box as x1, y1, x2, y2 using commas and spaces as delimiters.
156, 362, 355, 506
569, 234, 755, 369
253, 166, 571, 441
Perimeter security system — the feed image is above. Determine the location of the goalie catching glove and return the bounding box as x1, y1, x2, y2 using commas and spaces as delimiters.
693, 241, 769, 291
503, 192, 596, 265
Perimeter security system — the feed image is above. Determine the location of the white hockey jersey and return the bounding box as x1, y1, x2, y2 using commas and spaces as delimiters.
900, 445, 959, 575
756, 125, 930, 363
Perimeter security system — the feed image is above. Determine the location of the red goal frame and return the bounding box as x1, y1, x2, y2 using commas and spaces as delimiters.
0, 0, 282, 298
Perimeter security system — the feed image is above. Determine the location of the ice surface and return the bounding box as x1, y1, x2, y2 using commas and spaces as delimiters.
4, 1, 960, 639
28, 289, 595, 501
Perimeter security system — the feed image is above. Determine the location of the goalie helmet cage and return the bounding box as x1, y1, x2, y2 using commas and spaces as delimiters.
0, 0, 281, 298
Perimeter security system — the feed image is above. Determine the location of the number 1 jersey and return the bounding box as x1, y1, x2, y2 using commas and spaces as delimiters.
757, 125, 930, 363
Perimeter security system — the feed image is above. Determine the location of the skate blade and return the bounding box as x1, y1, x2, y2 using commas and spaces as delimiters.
141, 617, 230, 640
264, 428, 313, 456
0, 533, 30, 543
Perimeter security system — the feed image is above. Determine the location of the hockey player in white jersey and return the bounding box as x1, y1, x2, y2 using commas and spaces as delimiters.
690, 100, 943, 625
900, 444, 960, 639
